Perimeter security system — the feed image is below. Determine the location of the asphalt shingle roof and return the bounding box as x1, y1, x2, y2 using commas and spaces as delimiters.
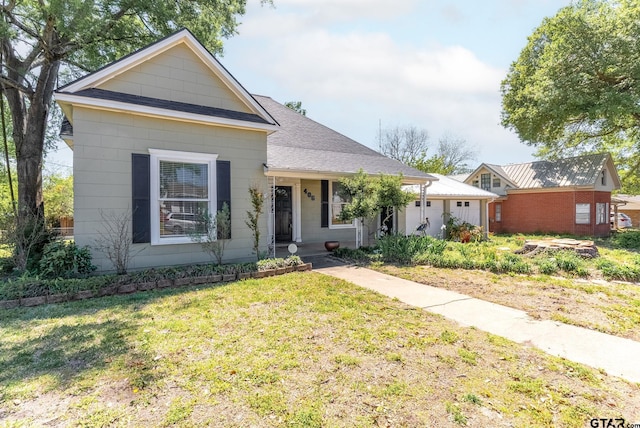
254, 95, 434, 181
71, 88, 274, 125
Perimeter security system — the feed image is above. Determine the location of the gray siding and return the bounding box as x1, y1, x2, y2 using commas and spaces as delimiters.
73, 107, 268, 271
100, 44, 252, 114
300, 179, 355, 245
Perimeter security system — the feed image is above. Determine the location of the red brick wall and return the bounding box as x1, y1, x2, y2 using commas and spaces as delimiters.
488, 191, 611, 237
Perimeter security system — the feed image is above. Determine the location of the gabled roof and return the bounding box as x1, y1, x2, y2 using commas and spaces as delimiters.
467, 153, 621, 190
55, 28, 277, 132
406, 174, 497, 199
255, 95, 436, 183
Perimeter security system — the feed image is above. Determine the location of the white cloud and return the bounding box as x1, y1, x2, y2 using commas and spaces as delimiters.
224, 1, 535, 165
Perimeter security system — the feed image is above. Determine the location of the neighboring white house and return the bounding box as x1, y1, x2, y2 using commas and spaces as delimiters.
401, 174, 498, 237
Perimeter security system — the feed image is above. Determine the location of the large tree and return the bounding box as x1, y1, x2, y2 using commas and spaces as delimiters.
0, 0, 270, 221
501, 0, 640, 192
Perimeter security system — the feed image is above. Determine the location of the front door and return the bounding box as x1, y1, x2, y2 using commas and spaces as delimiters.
275, 186, 292, 242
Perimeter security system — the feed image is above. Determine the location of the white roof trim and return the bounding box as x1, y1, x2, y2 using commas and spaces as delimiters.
265, 167, 436, 184
55, 92, 278, 133
57, 29, 274, 126
466, 163, 519, 189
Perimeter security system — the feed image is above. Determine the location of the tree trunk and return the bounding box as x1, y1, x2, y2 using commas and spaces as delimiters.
10, 60, 60, 220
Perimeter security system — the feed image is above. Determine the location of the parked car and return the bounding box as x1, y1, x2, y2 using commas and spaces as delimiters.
611, 212, 632, 229
164, 212, 198, 234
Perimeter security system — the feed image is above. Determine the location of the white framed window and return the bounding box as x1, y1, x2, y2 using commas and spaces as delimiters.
330, 181, 355, 228
150, 149, 218, 245
575, 203, 591, 225
596, 202, 608, 224
495, 203, 502, 222
480, 173, 491, 191
493, 178, 501, 188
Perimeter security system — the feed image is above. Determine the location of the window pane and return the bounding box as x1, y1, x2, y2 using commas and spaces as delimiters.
161, 200, 208, 237
576, 203, 590, 224
160, 161, 208, 199
331, 181, 351, 225
495, 203, 502, 222
481, 174, 491, 191
596, 203, 607, 224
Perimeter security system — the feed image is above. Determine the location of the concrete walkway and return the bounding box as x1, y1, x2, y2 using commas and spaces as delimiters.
313, 261, 640, 384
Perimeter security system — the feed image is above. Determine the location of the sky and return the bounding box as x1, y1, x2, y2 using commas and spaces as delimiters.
48, 0, 572, 173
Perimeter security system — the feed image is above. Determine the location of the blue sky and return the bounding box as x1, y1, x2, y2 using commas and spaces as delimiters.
48, 0, 572, 172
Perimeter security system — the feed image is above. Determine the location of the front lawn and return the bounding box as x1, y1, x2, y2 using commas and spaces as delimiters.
1, 273, 638, 426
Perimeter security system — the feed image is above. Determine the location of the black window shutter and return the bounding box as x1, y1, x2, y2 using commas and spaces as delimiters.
216, 160, 231, 239
131, 153, 151, 243
321, 180, 329, 228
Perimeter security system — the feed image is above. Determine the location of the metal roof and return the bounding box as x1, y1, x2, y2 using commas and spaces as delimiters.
406, 173, 498, 199
499, 153, 612, 189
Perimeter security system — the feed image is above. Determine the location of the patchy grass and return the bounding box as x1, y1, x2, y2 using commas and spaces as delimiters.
376, 264, 640, 341
1, 273, 638, 426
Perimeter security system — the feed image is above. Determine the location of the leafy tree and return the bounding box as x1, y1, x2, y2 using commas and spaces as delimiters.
338, 169, 414, 247
284, 101, 306, 116
0, 0, 272, 222
42, 172, 73, 228
501, 0, 640, 193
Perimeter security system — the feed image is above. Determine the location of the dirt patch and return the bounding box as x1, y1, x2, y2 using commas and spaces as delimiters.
376, 264, 640, 341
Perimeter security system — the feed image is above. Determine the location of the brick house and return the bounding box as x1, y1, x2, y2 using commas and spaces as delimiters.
461, 154, 621, 237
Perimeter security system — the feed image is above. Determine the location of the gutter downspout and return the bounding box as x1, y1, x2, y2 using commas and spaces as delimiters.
420, 180, 433, 235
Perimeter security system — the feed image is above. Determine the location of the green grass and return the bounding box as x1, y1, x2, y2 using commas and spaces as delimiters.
1, 273, 638, 426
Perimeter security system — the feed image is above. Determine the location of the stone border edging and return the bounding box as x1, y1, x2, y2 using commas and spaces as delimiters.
0, 263, 312, 310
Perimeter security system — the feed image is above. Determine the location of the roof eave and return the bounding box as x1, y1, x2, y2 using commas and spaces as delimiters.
55, 92, 278, 134
265, 167, 437, 184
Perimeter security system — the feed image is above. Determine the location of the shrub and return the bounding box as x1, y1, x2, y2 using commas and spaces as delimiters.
189, 203, 231, 265
494, 253, 531, 274
285, 255, 303, 266
597, 260, 640, 282
38, 241, 96, 279
550, 250, 588, 276
611, 230, 640, 249
537, 259, 559, 275
377, 233, 444, 264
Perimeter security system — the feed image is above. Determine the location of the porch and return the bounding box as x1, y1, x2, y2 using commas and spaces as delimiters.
274, 241, 356, 259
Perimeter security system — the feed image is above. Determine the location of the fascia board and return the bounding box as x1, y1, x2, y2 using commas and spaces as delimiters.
265, 168, 437, 184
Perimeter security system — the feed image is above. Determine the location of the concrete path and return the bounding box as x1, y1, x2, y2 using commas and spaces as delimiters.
313, 261, 640, 384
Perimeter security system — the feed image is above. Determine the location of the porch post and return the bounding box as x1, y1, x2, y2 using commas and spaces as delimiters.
267, 176, 276, 258
294, 182, 302, 242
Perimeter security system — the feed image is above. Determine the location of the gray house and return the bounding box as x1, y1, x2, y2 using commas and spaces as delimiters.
56, 29, 435, 271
